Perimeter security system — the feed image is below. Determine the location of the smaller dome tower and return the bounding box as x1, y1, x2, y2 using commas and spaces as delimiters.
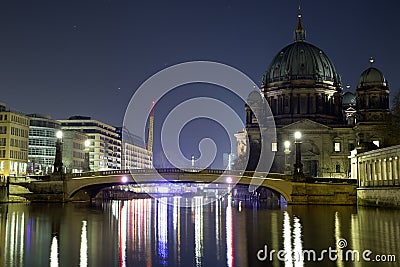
355, 58, 392, 147
356, 58, 390, 123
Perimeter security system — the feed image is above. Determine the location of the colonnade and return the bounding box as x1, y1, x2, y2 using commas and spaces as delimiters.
354, 145, 400, 187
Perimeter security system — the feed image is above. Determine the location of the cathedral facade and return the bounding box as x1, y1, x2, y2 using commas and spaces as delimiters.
236, 12, 396, 178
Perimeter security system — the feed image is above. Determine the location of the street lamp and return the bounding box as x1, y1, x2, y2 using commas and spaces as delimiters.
293, 131, 305, 181
84, 139, 91, 172
53, 130, 64, 176
284, 141, 291, 175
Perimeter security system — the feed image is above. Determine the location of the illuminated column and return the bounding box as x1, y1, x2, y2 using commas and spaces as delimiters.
370, 161, 374, 184
382, 158, 387, 184
388, 158, 393, 185
361, 161, 367, 186
372, 160, 376, 182
377, 159, 382, 185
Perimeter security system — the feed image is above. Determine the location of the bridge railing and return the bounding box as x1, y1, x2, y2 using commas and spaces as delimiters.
66, 168, 293, 181
67, 168, 239, 179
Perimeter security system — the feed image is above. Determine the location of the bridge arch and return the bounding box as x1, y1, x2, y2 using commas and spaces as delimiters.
64, 170, 294, 203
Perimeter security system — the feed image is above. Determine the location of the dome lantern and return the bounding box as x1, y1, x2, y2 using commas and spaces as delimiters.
294, 6, 306, 42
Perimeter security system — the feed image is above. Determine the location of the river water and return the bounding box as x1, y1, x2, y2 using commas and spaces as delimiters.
0, 197, 399, 267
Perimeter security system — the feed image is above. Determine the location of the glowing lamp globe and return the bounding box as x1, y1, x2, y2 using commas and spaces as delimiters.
284, 141, 291, 149
294, 131, 302, 140
56, 130, 63, 139
121, 176, 128, 183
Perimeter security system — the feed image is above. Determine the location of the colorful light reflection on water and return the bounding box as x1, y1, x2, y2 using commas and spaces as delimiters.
0, 199, 399, 266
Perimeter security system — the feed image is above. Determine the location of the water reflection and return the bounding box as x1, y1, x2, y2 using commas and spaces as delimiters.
334, 212, 344, 267
157, 198, 168, 266
50, 235, 59, 267
293, 216, 303, 267
194, 197, 204, 267
283, 211, 293, 266
226, 196, 234, 267
0, 201, 399, 266
80, 221, 88, 267
172, 197, 181, 266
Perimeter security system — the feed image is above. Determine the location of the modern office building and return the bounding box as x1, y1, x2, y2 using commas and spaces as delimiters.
27, 114, 60, 175
0, 103, 30, 179
116, 127, 152, 170
59, 116, 121, 171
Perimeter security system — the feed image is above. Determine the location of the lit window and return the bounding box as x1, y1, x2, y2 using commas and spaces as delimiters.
373, 140, 380, 147
271, 142, 278, 152
334, 142, 341, 152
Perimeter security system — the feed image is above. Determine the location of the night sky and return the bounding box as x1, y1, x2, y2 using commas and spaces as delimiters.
1, 0, 400, 167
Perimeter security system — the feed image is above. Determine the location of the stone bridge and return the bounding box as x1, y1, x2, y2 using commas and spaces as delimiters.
24, 168, 356, 205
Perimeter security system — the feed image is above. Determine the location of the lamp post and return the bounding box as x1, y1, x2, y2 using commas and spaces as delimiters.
84, 139, 91, 172
53, 130, 64, 177
284, 141, 291, 175
293, 131, 305, 181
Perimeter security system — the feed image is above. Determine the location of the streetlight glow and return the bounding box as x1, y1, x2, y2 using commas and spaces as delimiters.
84, 139, 91, 147
294, 131, 302, 140
284, 141, 291, 149
121, 176, 128, 183
56, 130, 63, 139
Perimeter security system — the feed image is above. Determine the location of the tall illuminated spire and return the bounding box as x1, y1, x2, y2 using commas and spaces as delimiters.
146, 100, 155, 153
294, 3, 306, 42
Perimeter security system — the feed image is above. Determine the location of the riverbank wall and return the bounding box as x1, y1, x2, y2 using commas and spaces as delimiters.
357, 187, 400, 208
290, 182, 357, 205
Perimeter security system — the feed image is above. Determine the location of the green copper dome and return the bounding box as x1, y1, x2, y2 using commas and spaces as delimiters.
342, 92, 356, 106
358, 67, 387, 87
263, 42, 341, 86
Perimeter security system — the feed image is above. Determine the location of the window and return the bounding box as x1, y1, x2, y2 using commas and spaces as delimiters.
348, 143, 355, 152
336, 164, 341, 173
271, 142, 278, 152
334, 142, 341, 152
0, 126, 6, 134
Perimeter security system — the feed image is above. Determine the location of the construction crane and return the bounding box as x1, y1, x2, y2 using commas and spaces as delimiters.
146, 100, 155, 153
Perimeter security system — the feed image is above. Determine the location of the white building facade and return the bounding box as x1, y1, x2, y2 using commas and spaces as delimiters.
59, 116, 121, 171
116, 127, 152, 170
27, 114, 60, 175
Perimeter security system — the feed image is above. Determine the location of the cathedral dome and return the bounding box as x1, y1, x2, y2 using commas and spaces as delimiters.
260, 10, 344, 126
358, 67, 387, 87
263, 42, 341, 86
342, 92, 356, 106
